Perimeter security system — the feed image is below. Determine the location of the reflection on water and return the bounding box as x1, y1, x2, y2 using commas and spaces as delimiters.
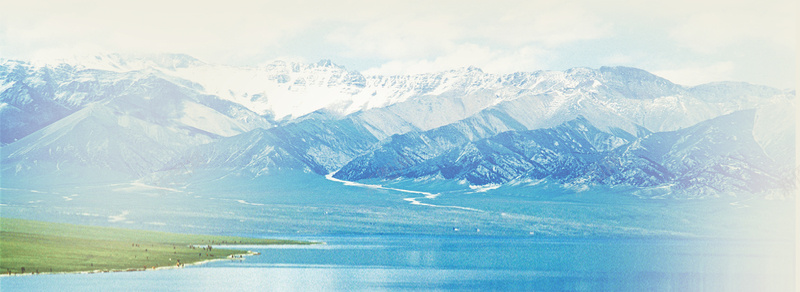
1, 235, 794, 291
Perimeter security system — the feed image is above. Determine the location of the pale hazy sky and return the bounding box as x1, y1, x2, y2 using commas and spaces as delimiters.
1, 0, 796, 88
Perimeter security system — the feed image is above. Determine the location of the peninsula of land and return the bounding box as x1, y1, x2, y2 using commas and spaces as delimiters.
0, 217, 313, 275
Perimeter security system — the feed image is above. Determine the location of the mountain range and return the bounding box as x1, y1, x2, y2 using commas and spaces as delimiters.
1, 53, 795, 198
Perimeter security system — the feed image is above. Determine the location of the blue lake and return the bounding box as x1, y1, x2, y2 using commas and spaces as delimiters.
1, 235, 794, 291
0, 172, 796, 291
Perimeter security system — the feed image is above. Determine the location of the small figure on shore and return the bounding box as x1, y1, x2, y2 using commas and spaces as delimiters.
20, 267, 25, 274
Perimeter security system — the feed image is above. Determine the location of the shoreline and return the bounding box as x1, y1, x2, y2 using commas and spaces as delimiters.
0, 250, 259, 278
1, 218, 317, 278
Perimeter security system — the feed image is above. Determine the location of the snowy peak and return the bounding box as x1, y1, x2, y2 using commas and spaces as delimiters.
597, 66, 686, 99
160, 59, 371, 120
49, 53, 206, 72
56, 55, 697, 122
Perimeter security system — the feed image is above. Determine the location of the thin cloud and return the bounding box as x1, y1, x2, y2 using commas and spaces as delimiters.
0, 0, 794, 88
670, 9, 795, 54
326, 0, 609, 61
652, 62, 736, 86
362, 44, 547, 76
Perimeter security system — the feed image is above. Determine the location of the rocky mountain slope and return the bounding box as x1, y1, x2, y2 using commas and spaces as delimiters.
1, 54, 794, 198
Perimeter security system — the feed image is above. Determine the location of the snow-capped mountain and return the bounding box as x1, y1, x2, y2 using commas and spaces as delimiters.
0, 54, 795, 198
165, 113, 381, 177
52, 54, 787, 133
17, 53, 791, 136
1, 60, 272, 178
338, 116, 629, 185
0, 59, 271, 145
333, 111, 789, 198
54, 54, 507, 122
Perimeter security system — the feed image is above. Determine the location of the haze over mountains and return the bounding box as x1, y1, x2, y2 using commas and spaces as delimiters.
1, 53, 795, 199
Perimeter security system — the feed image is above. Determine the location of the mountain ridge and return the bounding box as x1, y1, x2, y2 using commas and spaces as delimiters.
1, 54, 795, 198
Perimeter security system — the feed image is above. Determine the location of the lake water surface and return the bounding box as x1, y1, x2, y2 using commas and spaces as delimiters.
1, 173, 795, 291
1, 235, 794, 291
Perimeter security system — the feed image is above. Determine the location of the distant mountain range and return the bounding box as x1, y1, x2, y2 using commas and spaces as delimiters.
1, 54, 795, 198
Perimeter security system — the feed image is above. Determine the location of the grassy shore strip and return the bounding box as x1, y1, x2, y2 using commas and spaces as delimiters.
0, 217, 314, 275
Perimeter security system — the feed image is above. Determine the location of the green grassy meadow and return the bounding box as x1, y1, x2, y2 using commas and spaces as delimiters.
0, 217, 312, 275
